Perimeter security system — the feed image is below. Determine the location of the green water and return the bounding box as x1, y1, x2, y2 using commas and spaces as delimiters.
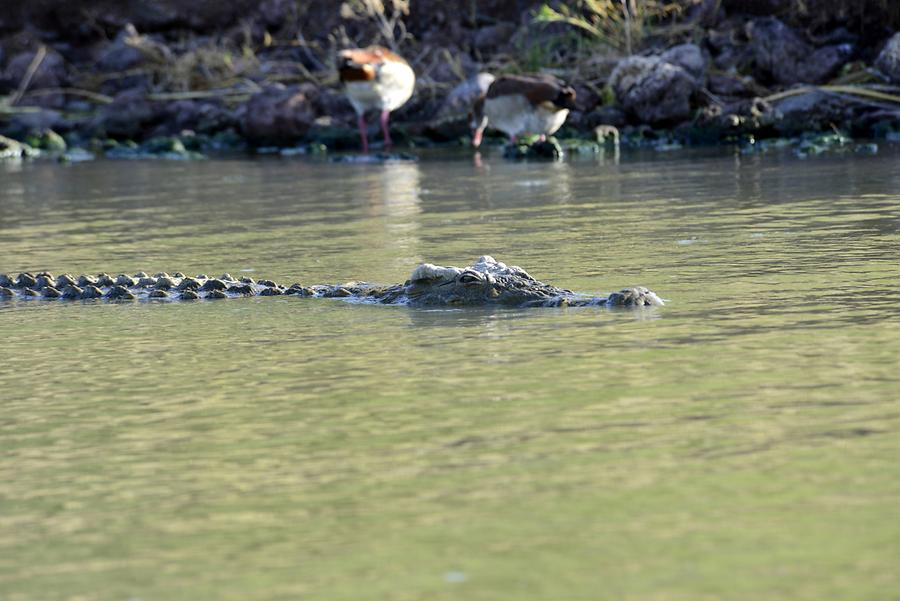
1, 149, 899, 600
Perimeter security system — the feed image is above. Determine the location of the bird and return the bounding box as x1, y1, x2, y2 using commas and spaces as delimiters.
337, 46, 416, 153
470, 74, 577, 147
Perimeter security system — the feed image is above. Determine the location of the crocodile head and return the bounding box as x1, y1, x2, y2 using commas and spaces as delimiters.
403, 255, 567, 306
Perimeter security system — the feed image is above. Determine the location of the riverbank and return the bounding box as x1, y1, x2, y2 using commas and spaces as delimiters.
2, 0, 900, 158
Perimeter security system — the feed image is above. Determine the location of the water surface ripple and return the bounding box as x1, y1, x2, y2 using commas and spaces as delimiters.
2, 149, 900, 600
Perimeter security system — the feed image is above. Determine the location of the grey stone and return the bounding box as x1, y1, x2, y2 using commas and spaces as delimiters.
609, 56, 698, 125
875, 33, 900, 84
660, 44, 707, 82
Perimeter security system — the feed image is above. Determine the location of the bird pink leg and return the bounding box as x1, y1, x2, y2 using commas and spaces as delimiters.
380, 109, 393, 150
357, 114, 369, 154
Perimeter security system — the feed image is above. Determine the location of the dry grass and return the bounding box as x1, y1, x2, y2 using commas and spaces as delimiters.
533, 0, 691, 56
339, 0, 411, 50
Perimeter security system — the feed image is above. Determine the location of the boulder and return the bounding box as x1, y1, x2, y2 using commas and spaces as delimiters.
746, 17, 851, 84
94, 88, 162, 138
0, 108, 67, 138
242, 85, 315, 145
609, 56, 698, 125
161, 99, 237, 135
875, 32, 900, 84
1, 47, 68, 108
660, 43, 706, 82
585, 105, 627, 129
433, 72, 495, 121
772, 90, 846, 134
474, 23, 517, 52
0, 135, 38, 159
96, 23, 172, 72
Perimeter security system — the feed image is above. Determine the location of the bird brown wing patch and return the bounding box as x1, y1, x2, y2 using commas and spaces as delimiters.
486, 74, 575, 109
338, 46, 410, 67
339, 64, 376, 82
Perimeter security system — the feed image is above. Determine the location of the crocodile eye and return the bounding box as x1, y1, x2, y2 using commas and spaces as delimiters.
458, 273, 482, 285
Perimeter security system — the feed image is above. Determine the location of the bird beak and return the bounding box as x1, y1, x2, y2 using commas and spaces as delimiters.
472, 127, 484, 148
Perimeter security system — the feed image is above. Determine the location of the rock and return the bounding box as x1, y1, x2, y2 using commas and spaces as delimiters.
433, 72, 495, 122
242, 85, 315, 145
1, 47, 68, 108
746, 17, 851, 85
660, 43, 707, 82
609, 56, 698, 125
95, 89, 162, 139
474, 23, 517, 52
503, 138, 564, 160
692, 97, 777, 139
162, 100, 236, 135
0, 135, 38, 160
875, 33, 900, 84
721, 0, 786, 14
585, 105, 627, 129
26, 129, 66, 152
772, 90, 846, 135
1, 109, 67, 139
708, 72, 758, 97
97, 23, 172, 72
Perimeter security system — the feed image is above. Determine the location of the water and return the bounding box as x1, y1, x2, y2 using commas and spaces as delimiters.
2, 148, 900, 600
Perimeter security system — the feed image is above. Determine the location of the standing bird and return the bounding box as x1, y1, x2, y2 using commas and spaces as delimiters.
470, 74, 577, 147
338, 46, 416, 153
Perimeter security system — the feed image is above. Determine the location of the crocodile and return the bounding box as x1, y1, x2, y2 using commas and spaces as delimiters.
0, 256, 662, 308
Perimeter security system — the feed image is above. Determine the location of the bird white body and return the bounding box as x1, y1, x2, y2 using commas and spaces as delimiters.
483, 95, 570, 139
344, 60, 415, 115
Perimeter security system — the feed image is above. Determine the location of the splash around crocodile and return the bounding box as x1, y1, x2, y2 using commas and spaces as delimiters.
0, 256, 663, 308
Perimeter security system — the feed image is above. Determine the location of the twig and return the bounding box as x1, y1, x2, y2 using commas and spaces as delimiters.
147, 89, 252, 101
296, 31, 327, 72
700, 87, 725, 107
10, 45, 48, 106
22, 87, 113, 104
763, 85, 900, 105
